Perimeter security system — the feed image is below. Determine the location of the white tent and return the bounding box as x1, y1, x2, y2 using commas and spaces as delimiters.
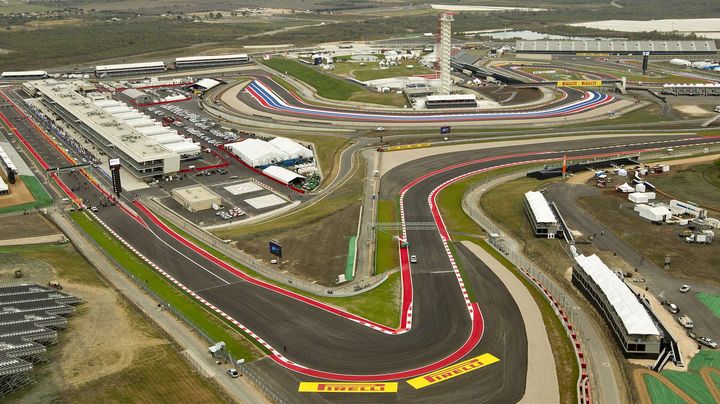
628, 192, 656, 204
263, 165, 305, 185
194, 78, 221, 91
226, 139, 288, 167
268, 137, 314, 160
634, 204, 671, 222
616, 183, 634, 193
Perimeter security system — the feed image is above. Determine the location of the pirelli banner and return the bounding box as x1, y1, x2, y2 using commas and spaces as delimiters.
557, 80, 602, 88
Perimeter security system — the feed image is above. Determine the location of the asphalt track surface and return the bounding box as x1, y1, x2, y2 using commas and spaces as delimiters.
3, 88, 720, 401
233, 74, 614, 123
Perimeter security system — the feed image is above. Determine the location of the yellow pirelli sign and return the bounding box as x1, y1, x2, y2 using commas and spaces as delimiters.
298, 382, 398, 393
407, 353, 500, 389
387, 143, 431, 152
556, 80, 602, 87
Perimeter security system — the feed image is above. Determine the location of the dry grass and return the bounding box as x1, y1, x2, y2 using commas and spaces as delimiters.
577, 190, 720, 286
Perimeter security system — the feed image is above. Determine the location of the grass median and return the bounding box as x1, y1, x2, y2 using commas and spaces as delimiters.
375, 199, 399, 274
70, 211, 264, 361
260, 57, 407, 107
435, 167, 578, 404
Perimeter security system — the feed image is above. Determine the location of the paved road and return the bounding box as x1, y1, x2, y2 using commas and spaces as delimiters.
4, 87, 719, 402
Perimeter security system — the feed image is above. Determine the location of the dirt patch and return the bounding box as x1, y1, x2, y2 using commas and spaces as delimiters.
237, 204, 360, 285
59, 283, 166, 387
0, 213, 58, 240
674, 105, 713, 117
0, 173, 36, 208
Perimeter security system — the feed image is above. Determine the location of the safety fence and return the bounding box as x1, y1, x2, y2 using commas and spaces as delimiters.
66, 212, 288, 403
142, 197, 385, 297
459, 167, 594, 404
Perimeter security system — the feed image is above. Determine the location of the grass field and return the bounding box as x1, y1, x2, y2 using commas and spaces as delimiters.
71, 211, 264, 361
642, 350, 720, 404
697, 292, 720, 318
577, 189, 720, 286
646, 162, 720, 211
433, 168, 577, 404
332, 60, 433, 82
0, 175, 53, 214
261, 57, 407, 107
375, 199, 399, 274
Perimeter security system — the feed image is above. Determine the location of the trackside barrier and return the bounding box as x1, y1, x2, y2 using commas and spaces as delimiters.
458, 167, 593, 404
73, 212, 287, 404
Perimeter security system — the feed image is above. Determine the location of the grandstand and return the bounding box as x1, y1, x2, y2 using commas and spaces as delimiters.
660, 83, 720, 96
0, 284, 83, 397
516, 40, 717, 55
96, 61, 167, 78
175, 54, 250, 70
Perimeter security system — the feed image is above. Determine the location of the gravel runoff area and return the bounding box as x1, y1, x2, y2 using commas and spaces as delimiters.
460, 241, 559, 404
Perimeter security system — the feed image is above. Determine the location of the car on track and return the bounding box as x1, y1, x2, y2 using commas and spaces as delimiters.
410, 255, 417, 263
227, 368, 239, 378
698, 337, 718, 349
680, 284, 691, 293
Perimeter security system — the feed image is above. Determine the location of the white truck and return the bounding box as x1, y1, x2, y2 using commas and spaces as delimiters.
678, 315, 694, 329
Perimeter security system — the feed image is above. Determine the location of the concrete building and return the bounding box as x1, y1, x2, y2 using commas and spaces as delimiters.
121, 88, 152, 105
516, 40, 717, 55
172, 185, 221, 212
572, 254, 662, 358
523, 191, 561, 238
27, 80, 183, 178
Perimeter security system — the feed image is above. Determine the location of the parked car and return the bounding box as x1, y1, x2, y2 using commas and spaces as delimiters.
667, 303, 679, 314
698, 336, 718, 349
680, 284, 691, 293
687, 331, 698, 340
227, 368, 239, 378
678, 315, 694, 329
410, 255, 418, 264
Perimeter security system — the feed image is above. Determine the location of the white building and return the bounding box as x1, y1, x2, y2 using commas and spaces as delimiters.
523, 191, 561, 238
262, 165, 305, 186
226, 139, 289, 167
573, 254, 662, 358
175, 54, 249, 69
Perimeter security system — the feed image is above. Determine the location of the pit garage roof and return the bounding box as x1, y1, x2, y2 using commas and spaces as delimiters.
176, 54, 248, 62
194, 78, 222, 91
516, 40, 717, 53
575, 254, 660, 336
268, 137, 314, 160
524, 191, 557, 224
96, 61, 165, 72
263, 165, 305, 185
